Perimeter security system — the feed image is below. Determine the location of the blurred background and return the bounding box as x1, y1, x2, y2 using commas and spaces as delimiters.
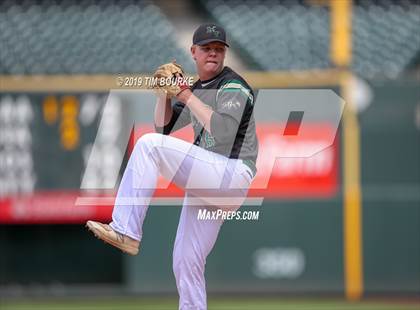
0, 0, 419, 309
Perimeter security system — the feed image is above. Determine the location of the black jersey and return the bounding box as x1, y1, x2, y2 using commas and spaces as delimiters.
159, 66, 258, 169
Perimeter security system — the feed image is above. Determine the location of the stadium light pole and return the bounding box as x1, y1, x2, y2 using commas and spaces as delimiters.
331, 0, 364, 301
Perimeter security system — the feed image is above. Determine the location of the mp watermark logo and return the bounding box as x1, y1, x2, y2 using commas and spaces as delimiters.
76, 89, 345, 208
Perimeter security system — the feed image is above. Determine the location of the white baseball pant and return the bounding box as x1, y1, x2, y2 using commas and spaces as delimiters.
109, 133, 253, 310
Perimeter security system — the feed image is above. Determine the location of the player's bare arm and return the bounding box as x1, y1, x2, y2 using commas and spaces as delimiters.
154, 93, 172, 127
177, 89, 214, 133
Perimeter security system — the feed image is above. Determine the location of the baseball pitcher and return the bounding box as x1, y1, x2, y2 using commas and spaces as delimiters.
87, 23, 258, 310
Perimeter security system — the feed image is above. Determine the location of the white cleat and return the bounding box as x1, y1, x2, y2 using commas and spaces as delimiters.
86, 220, 139, 256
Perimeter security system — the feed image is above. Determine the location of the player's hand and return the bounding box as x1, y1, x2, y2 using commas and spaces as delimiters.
176, 87, 192, 103
173, 71, 191, 102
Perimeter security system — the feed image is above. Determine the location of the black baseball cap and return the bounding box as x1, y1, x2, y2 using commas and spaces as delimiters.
193, 23, 229, 47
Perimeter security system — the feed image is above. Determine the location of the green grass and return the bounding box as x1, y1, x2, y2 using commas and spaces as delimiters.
1, 297, 419, 310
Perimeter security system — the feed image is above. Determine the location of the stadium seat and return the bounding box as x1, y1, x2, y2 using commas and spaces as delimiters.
201, 0, 420, 78
0, 0, 195, 74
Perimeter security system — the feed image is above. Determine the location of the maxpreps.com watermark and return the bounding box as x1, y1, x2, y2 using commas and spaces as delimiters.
197, 209, 260, 221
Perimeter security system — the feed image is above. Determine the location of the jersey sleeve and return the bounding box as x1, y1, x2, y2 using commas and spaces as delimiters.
155, 100, 191, 135
215, 79, 254, 123
209, 79, 254, 145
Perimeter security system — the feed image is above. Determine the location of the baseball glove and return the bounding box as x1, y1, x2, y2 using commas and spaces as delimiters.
151, 61, 188, 98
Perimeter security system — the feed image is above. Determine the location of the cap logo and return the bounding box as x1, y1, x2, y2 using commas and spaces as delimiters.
206, 26, 220, 37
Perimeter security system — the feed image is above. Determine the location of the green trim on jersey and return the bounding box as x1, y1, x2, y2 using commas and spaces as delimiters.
216, 79, 254, 105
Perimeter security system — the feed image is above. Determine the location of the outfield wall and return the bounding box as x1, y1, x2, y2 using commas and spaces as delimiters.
0, 75, 419, 296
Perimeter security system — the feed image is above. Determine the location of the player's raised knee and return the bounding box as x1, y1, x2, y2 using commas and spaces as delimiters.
135, 132, 163, 149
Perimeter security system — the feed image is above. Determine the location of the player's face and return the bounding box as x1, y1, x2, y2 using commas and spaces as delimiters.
192, 42, 226, 79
